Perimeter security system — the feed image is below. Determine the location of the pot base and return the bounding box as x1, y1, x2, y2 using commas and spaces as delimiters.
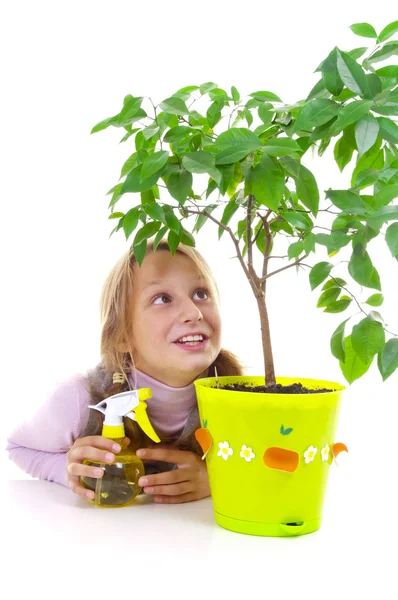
215, 512, 321, 537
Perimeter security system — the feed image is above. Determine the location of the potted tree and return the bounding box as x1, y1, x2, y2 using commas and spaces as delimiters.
91, 21, 398, 536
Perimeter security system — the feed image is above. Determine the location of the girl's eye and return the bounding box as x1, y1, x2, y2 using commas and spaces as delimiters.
194, 288, 210, 300
152, 288, 210, 305
153, 294, 171, 305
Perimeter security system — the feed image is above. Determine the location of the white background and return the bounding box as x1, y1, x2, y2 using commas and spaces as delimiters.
1, 1, 397, 597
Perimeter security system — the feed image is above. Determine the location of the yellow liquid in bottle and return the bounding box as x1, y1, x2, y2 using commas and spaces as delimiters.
80, 438, 145, 508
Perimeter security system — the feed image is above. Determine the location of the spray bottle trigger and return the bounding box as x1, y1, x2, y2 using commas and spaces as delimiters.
88, 402, 106, 416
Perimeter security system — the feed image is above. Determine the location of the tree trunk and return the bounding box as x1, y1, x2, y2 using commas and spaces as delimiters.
255, 293, 276, 387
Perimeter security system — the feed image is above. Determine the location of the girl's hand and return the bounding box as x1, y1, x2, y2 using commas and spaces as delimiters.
66, 436, 130, 499
136, 447, 211, 504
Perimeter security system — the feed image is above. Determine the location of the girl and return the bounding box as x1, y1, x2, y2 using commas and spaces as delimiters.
6, 238, 245, 504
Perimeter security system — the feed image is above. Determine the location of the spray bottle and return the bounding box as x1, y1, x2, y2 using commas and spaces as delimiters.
80, 388, 160, 507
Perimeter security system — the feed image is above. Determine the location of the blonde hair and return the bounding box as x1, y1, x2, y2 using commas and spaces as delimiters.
82, 237, 245, 453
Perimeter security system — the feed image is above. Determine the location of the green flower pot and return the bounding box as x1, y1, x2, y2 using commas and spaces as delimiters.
194, 376, 347, 537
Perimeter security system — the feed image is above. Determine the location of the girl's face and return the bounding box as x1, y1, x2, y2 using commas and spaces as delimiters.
129, 250, 222, 387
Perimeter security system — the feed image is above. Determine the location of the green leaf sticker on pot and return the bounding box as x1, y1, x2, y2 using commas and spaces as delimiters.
280, 425, 293, 435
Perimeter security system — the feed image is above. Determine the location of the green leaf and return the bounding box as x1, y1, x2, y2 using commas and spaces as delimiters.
258, 103, 274, 124
315, 231, 351, 254
373, 184, 398, 209
336, 49, 370, 97
351, 140, 384, 187
347, 47, 368, 60
385, 222, 398, 258
329, 100, 374, 136
261, 137, 301, 157
182, 151, 222, 185
296, 165, 320, 216
180, 228, 196, 247
199, 82, 218, 95
375, 65, 398, 78
120, 151, 141, 179
193, 204, 217, 233
316, 287, 341, 307
367, 205, 398, 230
207, 97, 224, 128
350, 22, 377, 38
134, 221, 162, 246
367, 42, 398, 64
377, 117, 398, 144
163, 206, 181, 235
141, 191, 165, 223
365, 74, 382, 99
118, 96, 144, 124
355, 114, 379, 158
322, 277, 347, 291
218, 197, 240, 239
248, 90, 282, 102
167, 227, 182, 255
323, 297, 352, 313
365, 293, 384, 306
321, 48, 345, 96
281, 211, 313, 230
325, 189, 367, 214
339, 336, 373, 383
140, 151, 169, 181
377, 21, 398, 43
334, 136, 354, 172
166, 169, 193, 204
288, 241, 304, 260
310, 261, 333, 290
133, 239, 147, 267
351, 316, 385, 363
377, 338, 398, 381
163, 125, 196, 143
293, 99, 340, 132
159, 97, 190, 115
91, 114, 119, 134
122, 164, 163, 194
331, 318, 350, 362
348, 245, 381, 289
215, 127, 263, 153
231, 86, 240, 102
214, 128, 263, 164
122, 207, 141, 239
153, 225, 169, 250
252, 155, 285, 211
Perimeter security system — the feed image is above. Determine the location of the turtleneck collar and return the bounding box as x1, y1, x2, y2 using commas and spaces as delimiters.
127, 367, 209, 438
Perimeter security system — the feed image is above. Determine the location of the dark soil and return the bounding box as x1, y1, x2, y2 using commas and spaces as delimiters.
215, 382, 334, 394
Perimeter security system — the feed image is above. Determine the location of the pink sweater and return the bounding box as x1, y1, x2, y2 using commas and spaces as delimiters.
6, 367, 203, 487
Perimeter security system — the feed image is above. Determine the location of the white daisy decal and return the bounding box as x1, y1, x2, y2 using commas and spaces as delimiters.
321, 444, 330, 462
304, 445, 318, 464
240, 445, 255, 462
217, 441, 233, 461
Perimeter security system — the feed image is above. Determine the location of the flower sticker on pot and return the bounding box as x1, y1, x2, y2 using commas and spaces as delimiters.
321, 444, 331, 462
217, 441, 233, 461
240, 445, 255, 462
304, 445, 318, 464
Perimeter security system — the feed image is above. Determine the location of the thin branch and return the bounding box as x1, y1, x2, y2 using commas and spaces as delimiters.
329, 276, 398, 337
184, 207, 259, 292
260, 254, 308, 282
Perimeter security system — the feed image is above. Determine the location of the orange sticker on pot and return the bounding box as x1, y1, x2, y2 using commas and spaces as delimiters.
331, 442, 348, 459
263, 447, 299, 472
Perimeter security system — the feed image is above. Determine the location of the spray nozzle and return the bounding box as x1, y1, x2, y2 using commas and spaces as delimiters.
89, 388, 160, 443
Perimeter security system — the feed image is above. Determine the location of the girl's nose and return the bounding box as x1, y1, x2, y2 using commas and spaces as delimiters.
180, 300, 203, 322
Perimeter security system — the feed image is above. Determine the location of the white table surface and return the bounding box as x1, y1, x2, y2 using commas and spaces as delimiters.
3, 467, 396, 600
